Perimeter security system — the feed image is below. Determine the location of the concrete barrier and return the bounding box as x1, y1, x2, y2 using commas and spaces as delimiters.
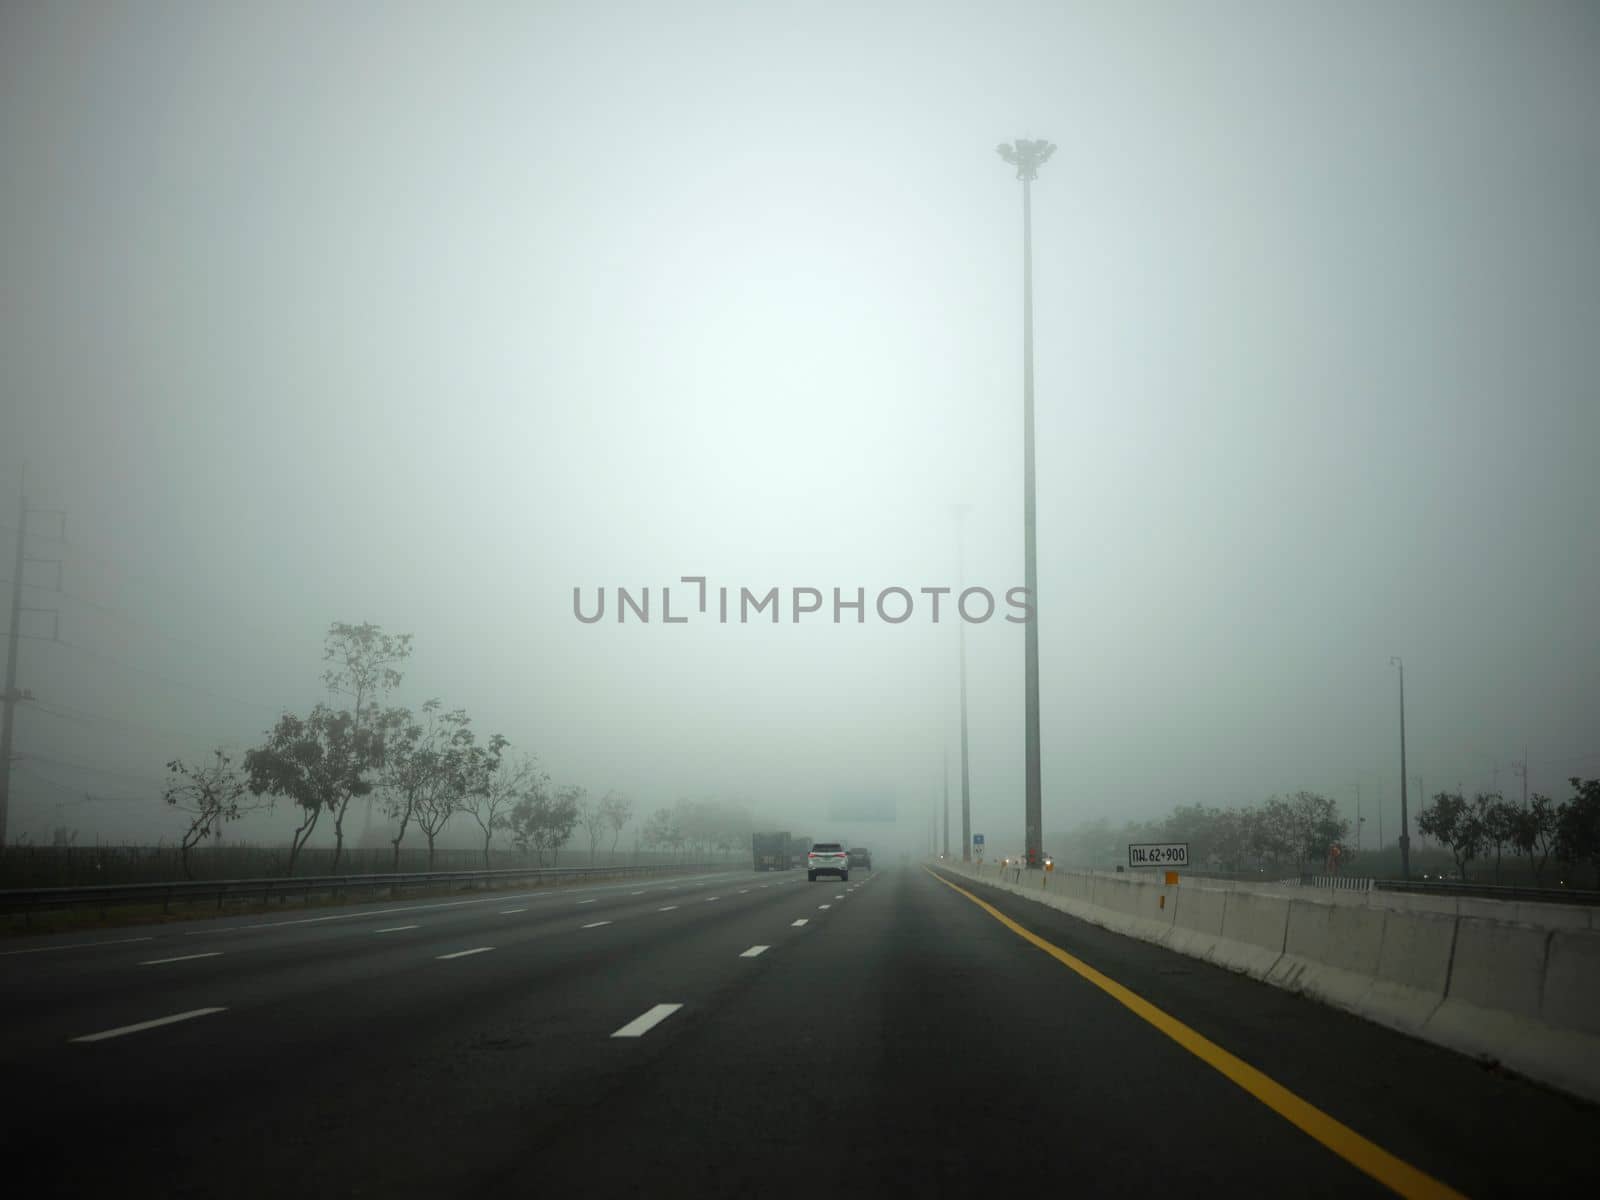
1166, 884, 1227, 961
1212, 888, 1291, 976
1365, 909, 1455, 1034
1268, 901, 1387, 1012
931, 858, 1600, 1104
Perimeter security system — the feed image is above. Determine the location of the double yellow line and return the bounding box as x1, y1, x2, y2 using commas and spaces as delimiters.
926, 868, 1466, 1200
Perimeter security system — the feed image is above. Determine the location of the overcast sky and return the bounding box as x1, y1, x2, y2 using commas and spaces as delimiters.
2, 0, 1596, 855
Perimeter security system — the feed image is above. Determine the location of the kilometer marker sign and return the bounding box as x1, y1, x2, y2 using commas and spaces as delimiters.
1128, 842, 1189, 868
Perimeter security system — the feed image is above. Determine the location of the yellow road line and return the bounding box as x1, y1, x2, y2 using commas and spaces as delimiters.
926, 868, 1467, 1200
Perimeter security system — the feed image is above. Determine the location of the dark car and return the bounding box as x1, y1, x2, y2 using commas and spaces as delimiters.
847, 847, 872, 872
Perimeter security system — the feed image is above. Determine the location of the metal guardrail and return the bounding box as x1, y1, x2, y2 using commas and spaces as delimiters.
1369, 876, 1600, 906
1300, 874, 1375, 893
0, 863, 725, 921
1291, 873, 1600, 906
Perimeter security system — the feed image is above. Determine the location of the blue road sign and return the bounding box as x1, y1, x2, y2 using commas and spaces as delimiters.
973, 834, 985, 845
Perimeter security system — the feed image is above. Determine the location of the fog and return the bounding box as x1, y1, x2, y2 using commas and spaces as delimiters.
2, 0, 1596, 859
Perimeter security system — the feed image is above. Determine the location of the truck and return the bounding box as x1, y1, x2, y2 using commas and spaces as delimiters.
752, 831, 792, 871
789, 835, 812, 869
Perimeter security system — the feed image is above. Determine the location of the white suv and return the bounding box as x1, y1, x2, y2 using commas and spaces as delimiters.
807, 841, 849, 882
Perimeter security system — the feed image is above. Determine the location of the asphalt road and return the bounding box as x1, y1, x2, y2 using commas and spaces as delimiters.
1, 863, 1594, 1198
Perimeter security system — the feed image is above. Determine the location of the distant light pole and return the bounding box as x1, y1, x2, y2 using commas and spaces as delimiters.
996, 137, 1054, 871
942, 746, 950, 859
952, 504, 974, 862
1390, 657, 1412, 881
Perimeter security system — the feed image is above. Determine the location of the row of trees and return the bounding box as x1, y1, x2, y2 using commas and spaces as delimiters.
1055, 780, 1600, 887
1063, 792, 1350, 873
1417, 780, 1600, 885
163, 622, 634, 877
640, 798, 753, 860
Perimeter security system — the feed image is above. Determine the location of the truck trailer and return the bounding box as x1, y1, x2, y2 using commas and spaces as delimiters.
752, 831, 792, 871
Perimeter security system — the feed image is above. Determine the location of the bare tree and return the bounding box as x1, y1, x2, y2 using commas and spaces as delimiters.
164, 749, 263, 880
1514, 793, 1563, 885
410, 709, 477, 870
508, 783, 580, 866
464, 751, 541, 868
1418, 790, 1486, 882
576, 788, 605, 864
601, 791, 634, 857
319, 622, 411, 870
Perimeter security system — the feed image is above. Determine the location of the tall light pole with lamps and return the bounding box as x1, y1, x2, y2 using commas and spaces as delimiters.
1390, 657, 1412, 881
996, 138, 1054, 870
952, 504, 974, 861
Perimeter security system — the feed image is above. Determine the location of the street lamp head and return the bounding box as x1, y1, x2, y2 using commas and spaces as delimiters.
996, 138, 1056, 181
1390, 656, 1403, 668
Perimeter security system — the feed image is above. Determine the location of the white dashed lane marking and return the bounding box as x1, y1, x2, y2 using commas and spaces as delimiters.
1, 936, 155, 957
375, 925, 419, 933
139, 952, 221, 966
70, 1008, 227, 1043
611, 1003, 683, 1038
582, 921, 613, 929
740, 945, 769, 958
791, 919, 809, 927
436, 947, 494, 960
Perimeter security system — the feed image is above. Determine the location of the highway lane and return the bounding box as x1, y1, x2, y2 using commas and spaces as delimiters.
0, 867, 798, 1053
3, 863, 1593, 1198
1, 866, 865, 1197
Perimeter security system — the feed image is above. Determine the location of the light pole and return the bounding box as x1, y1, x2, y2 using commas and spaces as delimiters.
942, 746, 950, 859
1390, 657, 1412, 881
996, 137, 1054, 871
953, 504, 974, 861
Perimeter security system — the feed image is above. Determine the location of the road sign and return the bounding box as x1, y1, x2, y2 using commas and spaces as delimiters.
973, 834, 985, 845
1128, 842, 1189, 868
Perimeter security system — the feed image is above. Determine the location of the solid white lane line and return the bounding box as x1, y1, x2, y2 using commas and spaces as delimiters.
582, 920, 613, 929
1, 936, 156, 958
437, 947, 494, 960
740, 945, 770, 958
375, 925, 419, 933
658, 906, 678, 911
171, 873, 742, 936
70, 1007, 227, 1043
610, 1003, 683, 1038
818, 904, 831, 910
139, 952, 222, 966
791, 918, 809, 927
500, 908, 527, 914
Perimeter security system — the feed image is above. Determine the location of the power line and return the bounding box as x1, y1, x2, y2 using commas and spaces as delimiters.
19, 636, 284, 715
23, 698, 244, 748
11, 764, 146, 804
15, 752, 167, 791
